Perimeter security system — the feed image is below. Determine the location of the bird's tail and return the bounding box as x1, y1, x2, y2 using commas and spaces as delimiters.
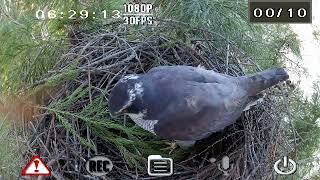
243, 68, 289, 96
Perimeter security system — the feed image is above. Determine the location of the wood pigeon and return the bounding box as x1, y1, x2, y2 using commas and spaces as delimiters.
109, 65, 289, 148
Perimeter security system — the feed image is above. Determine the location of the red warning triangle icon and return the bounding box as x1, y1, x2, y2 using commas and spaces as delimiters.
21, 155, 51, 176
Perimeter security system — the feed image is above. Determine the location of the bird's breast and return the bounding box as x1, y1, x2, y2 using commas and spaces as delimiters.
127, 113, 159, 134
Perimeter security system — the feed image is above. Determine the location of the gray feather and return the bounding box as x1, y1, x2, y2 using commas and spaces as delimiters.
109, 65, 289, 145
241, 68, 289, 96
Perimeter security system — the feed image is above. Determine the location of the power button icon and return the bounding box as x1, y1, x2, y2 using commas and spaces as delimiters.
274, 156, 297, 175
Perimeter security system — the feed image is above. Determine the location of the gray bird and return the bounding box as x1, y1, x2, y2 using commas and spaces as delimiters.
109, 65, 289, 148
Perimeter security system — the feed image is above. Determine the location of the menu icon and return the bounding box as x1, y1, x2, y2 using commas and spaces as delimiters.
147, 155, 173, 176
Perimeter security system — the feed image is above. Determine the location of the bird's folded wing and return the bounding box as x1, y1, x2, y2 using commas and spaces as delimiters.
152, 81, 248, 141
147, 65, 235, 84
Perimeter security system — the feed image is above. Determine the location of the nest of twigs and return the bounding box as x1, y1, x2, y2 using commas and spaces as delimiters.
24, 22, 292, 179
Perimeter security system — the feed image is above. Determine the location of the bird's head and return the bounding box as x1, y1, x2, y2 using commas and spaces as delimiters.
109, 74, 144, 116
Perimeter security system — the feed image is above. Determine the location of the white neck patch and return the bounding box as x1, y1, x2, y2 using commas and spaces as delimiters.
116, 81, 144, 113
134, 82, 143, 97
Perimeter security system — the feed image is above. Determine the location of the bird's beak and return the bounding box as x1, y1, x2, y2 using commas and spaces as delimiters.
110, 109, 128, 118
